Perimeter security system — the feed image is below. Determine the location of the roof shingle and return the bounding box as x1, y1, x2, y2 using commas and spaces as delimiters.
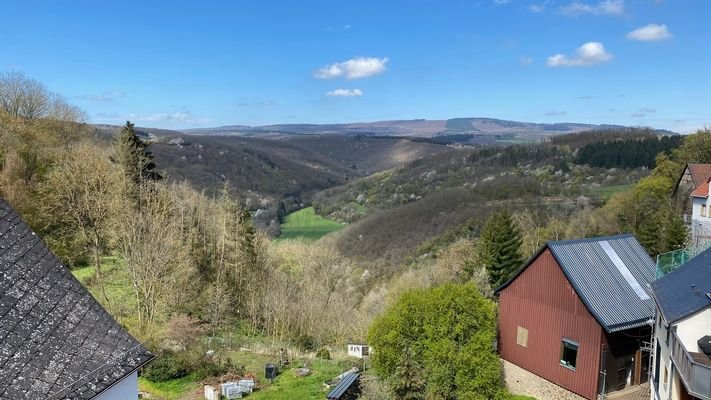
651, 246, 711, 324
0, 199, 153, 400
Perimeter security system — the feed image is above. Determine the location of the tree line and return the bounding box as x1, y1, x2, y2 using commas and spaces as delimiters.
575, 135, 682, 169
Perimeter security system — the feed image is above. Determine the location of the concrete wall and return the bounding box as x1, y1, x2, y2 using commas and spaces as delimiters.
94, 371, 138, 400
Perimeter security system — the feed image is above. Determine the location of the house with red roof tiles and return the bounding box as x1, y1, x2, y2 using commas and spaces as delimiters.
674, 163, 711, 223
689, 177, 711, 246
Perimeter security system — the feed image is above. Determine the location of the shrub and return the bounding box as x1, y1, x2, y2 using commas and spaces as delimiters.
142, 351, 191, 382
315, 347, 331, 360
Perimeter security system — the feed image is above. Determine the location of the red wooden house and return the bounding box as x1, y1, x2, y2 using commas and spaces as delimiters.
495, 234, 656, 399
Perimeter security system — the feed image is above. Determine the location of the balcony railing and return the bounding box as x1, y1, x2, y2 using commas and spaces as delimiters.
670, 329, 711, 399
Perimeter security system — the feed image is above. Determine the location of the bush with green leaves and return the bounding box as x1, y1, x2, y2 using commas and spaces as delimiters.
142, 351, 191, 382
368, 283, 508, 400
315, 347, 331, 360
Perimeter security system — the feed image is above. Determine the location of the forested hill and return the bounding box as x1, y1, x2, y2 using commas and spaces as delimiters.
148, 134, 448, 234
313, 129, 679, 263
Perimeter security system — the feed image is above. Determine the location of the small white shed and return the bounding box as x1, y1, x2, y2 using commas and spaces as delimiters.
347, 343, 371, 359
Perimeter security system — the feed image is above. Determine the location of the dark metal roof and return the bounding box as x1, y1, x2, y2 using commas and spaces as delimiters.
497, 234, 656, 333
651, 246, 711, 324
326, 372, 360, 399
0, 199, 154, 399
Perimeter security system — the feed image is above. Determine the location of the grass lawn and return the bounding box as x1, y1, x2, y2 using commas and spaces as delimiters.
510, 396, 537, 400
278, 207, 344, 241
138, 374, 200, 400
71, 257, 138, 328
590, 183, 634, 200
236, 355, 344, 400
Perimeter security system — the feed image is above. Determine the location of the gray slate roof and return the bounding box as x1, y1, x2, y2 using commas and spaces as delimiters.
651, 246, 711, 324
0, 200, 153, 399
498, 234, 656, 333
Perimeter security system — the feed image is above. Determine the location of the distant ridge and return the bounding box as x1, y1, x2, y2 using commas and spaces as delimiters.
178, 117, 675, 141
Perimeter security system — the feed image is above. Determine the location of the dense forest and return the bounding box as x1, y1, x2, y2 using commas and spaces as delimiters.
575, 134, 682, 168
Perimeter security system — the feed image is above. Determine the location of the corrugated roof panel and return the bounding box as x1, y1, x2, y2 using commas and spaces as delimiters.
549, 234, 656, 333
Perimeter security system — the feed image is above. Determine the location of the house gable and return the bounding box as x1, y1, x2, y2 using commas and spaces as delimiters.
498, 249, 603, 399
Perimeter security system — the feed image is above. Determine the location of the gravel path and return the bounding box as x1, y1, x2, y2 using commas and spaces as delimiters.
502, 359, 586, 400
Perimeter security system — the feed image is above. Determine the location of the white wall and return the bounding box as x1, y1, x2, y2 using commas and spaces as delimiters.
94, 371, 138, 400
653, 313, 674, 400
691, 197, 711, 245
676, 307, 711, 353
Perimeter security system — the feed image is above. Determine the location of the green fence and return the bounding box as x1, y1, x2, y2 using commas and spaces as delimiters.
656, 241, 711, 278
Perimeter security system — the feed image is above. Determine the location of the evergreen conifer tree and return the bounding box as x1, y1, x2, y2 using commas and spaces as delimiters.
112, 121, 160, 202
478, 210, 523, 287
663, 209, 688, 252
390, 350, 426, 400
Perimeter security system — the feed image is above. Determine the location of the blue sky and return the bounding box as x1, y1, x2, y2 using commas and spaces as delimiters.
1, 0, 708, 132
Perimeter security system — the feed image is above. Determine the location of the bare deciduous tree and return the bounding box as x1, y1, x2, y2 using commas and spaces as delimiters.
40, 142, 121, 306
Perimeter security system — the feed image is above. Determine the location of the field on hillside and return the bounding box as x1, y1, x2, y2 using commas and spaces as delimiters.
279, 207, 344, 241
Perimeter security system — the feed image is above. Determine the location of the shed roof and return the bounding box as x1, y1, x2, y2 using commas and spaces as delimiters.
651, 246, 711, 324
0, 200, 153, 399
326, 372, 360, 399
497, 234, 656, 333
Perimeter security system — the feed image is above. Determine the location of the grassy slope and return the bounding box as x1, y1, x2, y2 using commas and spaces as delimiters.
279, 207, 344, 241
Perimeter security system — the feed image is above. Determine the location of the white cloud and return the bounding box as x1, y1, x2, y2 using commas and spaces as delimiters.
326, 88, 363, 97
626, 24, 672, 41
314, 57, 388, 79
547, 42, 613, 67
520, 56, 534, 65
559, 0, 624, 16
494, 0, 511, 5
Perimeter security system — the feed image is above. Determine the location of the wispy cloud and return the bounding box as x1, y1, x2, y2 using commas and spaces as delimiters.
544, 110, 567, 116
626, 24, 672, 41
128, 111, 209, 125
95, 112, 121, 119
314, 57, 388, 79
520, 56, 535, 66
559, 0, 624, 16
529, 0, 551, 12
236, 97, 276, 107
631, 108, 656, 117
326, 88, 364, 97
547, 42, 613, 67
74, 90, 126, 102
494, 0, 512, 5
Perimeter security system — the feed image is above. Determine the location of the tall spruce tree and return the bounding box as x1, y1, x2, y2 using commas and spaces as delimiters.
113, 121, 159, 203
663, 209, 688, 252
478, 210, 523, 287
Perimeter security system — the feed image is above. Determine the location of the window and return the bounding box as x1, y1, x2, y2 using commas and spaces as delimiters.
516, 326, 529, 347
560, 339, 579, 370
703, 204, 707, 217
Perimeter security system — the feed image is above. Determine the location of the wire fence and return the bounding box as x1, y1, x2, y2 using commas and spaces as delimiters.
655, 240, 711, 278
